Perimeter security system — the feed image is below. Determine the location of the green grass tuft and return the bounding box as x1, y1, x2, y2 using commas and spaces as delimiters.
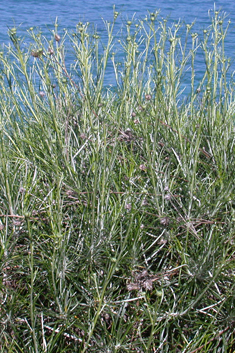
0, 9, 235, 352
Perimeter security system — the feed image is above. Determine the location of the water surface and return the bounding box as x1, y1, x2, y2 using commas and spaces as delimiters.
0, 0, 235, 90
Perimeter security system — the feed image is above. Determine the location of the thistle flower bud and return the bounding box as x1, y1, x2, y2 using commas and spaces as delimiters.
48, 47, 54, 55
145, 94, 151, 101
39, 91, 45, 98
54, 34, 61, 42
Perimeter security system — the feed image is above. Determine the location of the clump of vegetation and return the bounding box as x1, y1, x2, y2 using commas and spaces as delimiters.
0, 8, 235, 352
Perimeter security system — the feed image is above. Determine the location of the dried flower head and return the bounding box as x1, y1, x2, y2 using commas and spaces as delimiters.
127, 283, 141, 291
143, 279, 153, 291
141, 198, 148, 206
124, 128, 132, 135
54, 34, 61, 42
48, 47, 54, 55
139, 164, 147, 171
160, 217, 170, 226
158, 237, 167, 245
39, 91, 45, 98
119, 128, 134, 142
125, 203, 132, 210
80, 133, 87, 140
13, 219, 23, 227
145, 94, 152, 100
65, 189, 74, 197
135, 270, 149, 280
164, 193, 172, 201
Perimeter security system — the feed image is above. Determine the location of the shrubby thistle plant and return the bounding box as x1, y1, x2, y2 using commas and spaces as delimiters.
0, 9, 235, 352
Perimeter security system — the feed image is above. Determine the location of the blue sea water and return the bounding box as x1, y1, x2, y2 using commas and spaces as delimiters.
0, 0, 235, 90
0, 0, 234, 33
